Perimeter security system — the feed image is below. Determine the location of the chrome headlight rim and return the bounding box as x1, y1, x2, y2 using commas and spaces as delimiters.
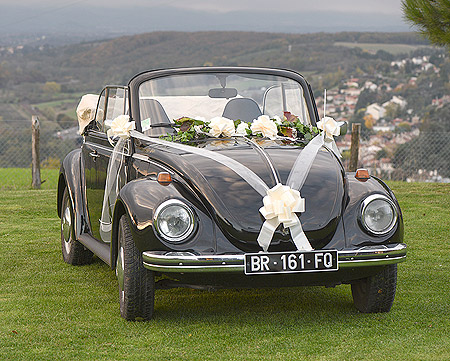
360, 194, 398, 236
154, 199, 195, 243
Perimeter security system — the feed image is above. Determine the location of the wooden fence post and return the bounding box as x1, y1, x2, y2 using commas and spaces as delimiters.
31, 115, 41, 189
349, 123, 360, 172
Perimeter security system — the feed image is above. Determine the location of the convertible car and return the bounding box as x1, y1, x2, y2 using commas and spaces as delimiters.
57, 67, 406, 320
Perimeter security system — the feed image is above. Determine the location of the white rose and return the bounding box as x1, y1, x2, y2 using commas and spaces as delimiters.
208, 117, 235, 137
317, 116, 340, 140
250, 115, 278, 139
108, 115, 135, 139
236, 122, 250, 136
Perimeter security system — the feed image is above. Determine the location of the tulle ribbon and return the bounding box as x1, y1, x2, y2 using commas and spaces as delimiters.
99, 115, 340, 251
99, 116, 135, 242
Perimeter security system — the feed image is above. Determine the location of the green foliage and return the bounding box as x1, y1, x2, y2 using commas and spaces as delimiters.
402, 0, 450, 48
161, 114, 319, 145
42, 81, 61, 93
160, 117, 210, 143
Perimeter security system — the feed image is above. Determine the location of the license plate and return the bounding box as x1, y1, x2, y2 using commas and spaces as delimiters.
244, 250, 338, 275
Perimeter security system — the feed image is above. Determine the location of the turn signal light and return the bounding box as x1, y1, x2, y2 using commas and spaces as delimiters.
355, 168, 370, 182
157, 172, 172, 186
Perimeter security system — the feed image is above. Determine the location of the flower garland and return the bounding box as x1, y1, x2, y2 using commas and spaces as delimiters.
161, 112, 319, 144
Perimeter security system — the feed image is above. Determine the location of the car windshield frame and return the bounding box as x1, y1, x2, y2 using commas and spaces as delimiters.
128, 67, 319, 135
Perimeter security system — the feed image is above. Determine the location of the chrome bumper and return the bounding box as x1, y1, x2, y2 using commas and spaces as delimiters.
142, 243, 407, 273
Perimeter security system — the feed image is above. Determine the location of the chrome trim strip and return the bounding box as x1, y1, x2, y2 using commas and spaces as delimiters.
132, 154, 174, 174
142, 244, 407, 273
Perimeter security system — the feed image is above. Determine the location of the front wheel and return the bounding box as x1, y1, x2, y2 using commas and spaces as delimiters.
117, 214, 155, 321
351, 264, 397, 313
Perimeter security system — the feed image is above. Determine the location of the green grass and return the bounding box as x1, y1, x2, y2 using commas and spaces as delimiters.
0, 170, 449, 360
334, 42, 431, 55
0, 168, 59, 191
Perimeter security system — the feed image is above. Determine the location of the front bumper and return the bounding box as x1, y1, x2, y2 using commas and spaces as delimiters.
142, 243, 407, 273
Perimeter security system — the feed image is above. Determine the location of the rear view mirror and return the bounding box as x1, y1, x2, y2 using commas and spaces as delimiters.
208, 88, 238, 99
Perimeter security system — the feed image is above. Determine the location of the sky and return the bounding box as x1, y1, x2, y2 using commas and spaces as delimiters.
0, 0, 404, 14
0, 0, 412, 42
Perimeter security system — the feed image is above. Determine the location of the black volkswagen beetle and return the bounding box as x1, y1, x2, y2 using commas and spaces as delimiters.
57, 67, 406, 320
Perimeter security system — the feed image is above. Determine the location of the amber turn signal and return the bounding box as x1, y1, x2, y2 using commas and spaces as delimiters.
157, 172, 172, 186
355, 168, 370, 182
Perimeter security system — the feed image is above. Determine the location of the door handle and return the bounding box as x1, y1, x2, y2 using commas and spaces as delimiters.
89, 150, 100, 159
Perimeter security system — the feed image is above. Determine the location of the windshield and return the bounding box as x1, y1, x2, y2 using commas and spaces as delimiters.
138, 72, 312, 135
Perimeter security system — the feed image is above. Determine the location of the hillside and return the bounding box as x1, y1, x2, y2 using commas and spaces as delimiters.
0, 31, 433, 122
2, 31, 449, 179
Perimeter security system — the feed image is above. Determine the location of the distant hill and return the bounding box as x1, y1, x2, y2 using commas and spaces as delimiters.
33, 31, 431, 87
0, 30, 436, 121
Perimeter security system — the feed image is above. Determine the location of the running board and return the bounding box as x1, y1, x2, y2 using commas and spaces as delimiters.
78, 233, 111, 266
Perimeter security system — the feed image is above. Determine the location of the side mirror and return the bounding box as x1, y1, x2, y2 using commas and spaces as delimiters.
337, 121, 348, 136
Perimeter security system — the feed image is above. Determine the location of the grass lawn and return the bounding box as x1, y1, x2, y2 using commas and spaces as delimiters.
0, 168, 449, 360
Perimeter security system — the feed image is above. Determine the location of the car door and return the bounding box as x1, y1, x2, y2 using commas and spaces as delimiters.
82, 86, 128, 242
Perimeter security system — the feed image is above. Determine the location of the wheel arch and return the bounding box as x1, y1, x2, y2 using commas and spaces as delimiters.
111, 199, 127, 270
57, 172, 67, 218
342, 174, 404, 248
57, 149, 89, 238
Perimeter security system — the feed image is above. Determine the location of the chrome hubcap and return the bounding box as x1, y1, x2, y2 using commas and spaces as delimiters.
62, 206, 72, 253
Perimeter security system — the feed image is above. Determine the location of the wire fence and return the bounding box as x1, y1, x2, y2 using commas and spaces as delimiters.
0, 120, 81, 169
338, 131, 450, 183
1, 120, 450, 183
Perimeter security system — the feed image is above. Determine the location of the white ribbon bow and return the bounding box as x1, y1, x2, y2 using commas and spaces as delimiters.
317, 116, 341, 158
107, 115, 135, 142
257, 183, 312, 252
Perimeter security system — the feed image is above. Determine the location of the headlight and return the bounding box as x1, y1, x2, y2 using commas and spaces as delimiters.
154, 200, 195, 243
361, 194, 397, 235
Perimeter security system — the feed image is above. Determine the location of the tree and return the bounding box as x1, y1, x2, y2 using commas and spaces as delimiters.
364, 114, 375, 129
402, 0, 450, 48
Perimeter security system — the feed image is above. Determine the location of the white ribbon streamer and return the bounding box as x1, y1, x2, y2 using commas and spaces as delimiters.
130, 130, 270, 197
100, 116, 341, 249
317, 116, 341, 158
130, 130, 315, 251
99, 116, 135, 242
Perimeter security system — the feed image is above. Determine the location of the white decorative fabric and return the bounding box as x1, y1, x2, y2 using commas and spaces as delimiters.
250, 115, 278, 139
99, 115, 135, 242
99, 118, 341, 250
317, 116, 340, 140
316, 116, 341, 158
76, 94, 98, 134
257, 183, 312, 252
128, 130, 318, 251
106, 115, 135, 141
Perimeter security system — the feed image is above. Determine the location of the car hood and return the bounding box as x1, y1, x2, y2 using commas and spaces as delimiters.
141, 138, 346, 252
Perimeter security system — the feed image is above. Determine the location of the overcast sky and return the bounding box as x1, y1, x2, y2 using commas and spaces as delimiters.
1, 0, 404, 15
0, 0, 411, 40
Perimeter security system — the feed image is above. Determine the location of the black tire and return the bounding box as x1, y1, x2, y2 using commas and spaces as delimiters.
117, 215, 155, 321
61, 187, 93, 265
351, 264, 397, 313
